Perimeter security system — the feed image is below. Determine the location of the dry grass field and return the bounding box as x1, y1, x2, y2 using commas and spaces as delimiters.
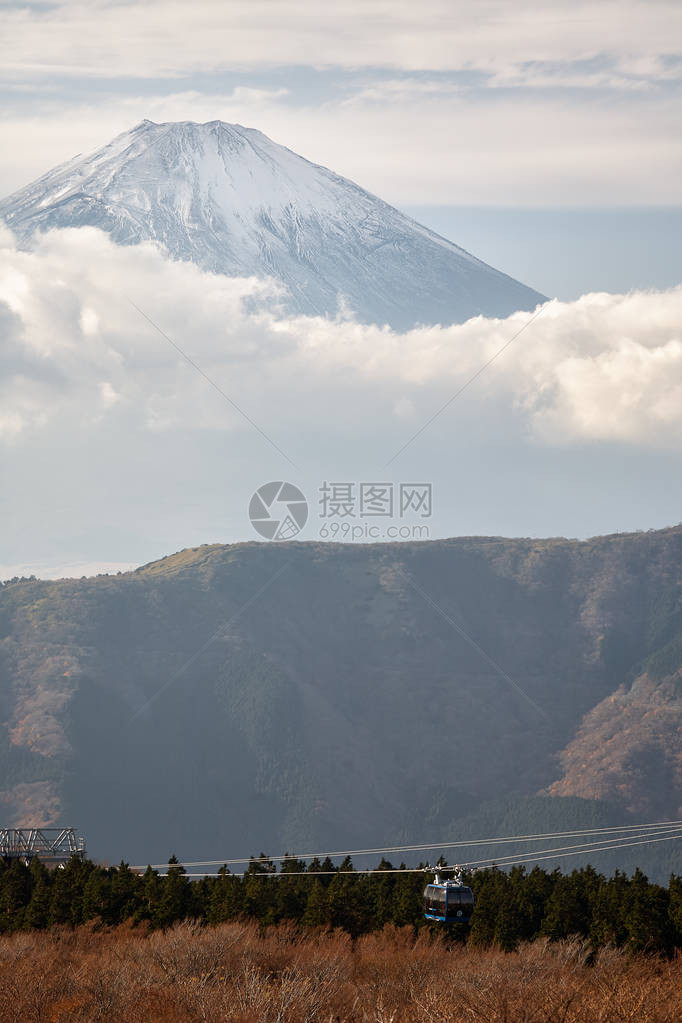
0, 920, 679, 1022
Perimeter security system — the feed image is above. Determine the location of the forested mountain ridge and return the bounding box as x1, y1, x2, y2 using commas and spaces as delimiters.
0, 526, 680, 872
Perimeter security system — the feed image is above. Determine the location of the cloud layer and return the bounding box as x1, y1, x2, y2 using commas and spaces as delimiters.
1, 227, 681, 450
1, 2, 680, 206
4, 1, 681, 79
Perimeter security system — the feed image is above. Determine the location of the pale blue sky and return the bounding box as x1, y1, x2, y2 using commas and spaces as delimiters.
404, 207, 682, 299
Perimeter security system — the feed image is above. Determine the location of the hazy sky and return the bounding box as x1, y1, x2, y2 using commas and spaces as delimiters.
1, 0, 681, 577
3, 1, 682, 207
1, 2, 680, 296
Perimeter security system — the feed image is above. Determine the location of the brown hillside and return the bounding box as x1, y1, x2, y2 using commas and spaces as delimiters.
547, 671, 682, 817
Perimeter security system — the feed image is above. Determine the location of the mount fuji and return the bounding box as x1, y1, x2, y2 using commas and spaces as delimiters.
0, 119, 545, 328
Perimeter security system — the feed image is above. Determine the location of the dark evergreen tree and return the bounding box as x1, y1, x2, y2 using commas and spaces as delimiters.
393, 868, 423, 928
0, 859, 31, 932
23, 858, 51, 931
327, 858, 369, 936
153, 856, 194, 929
133, 865, 162, 925
667, 874, 682, 949
300, 879, 329, 928
469, 868, 510, 948
272, 857, 308, 924
516, 865, 554, 941
589, 870, 630, 948
541, 867, 600, 940
622, 869, 672, 953
108, 862, 142, 925
82, 867, 112, 922
208, 867, 243, 924
370, 860, 397, 930
48, 856, 92, 927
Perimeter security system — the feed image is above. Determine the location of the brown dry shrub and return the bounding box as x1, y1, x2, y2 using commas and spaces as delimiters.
0, 921, 678, 1022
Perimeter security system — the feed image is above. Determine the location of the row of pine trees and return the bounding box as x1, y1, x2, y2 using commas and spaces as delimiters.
1, 854, 681, 953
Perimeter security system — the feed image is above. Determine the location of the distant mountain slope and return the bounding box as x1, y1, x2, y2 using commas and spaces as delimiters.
548, 672, 682, 817
0, 119, 546, 328
0, 528, 681, 874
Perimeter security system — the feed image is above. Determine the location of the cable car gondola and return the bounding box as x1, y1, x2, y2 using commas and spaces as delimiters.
423, 870, 474, 923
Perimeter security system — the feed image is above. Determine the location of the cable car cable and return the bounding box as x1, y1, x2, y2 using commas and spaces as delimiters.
136, 817, 682, 870
162, 828, 682, 877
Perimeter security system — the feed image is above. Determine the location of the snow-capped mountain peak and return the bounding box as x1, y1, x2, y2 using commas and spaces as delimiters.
0, 119, 545, 328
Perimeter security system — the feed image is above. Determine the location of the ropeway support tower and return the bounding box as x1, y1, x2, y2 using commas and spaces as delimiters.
0, 828, 86, 868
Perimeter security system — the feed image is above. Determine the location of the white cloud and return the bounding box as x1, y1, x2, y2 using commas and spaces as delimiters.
2, 1, 681, 79
98, 381, 120, 407
1, 2, 679, 208
1, 227, 681, 450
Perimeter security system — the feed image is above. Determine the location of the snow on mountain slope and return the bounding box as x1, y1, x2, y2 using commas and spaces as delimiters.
0, 120, 546, 328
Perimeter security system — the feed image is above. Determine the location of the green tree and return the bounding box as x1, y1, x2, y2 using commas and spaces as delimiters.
541, 867, 601, 940
208, 866, 243, 924
622, 868, 671, 953
82, 867, 112, 922
469, 868, 509, 948
48, 856, 92, 927
273, 857, 308, 923
327, 858, 368, 936
23, 857, 52, 930
153, 856, 194, 929
667, 874, 682, 947
0, 859, 31, 932
589, 870, 629, 948
108, 862, 143, 925
393, 868, 422, 928
301, 880, 329, 927
516, 865, 554, 941
133, 865, 161, 925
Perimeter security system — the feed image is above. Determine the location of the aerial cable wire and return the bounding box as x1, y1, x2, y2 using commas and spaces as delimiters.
154, 827, 682, 876
136, 817, 682, 870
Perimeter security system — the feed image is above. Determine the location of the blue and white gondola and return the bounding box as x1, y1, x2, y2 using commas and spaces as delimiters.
423, 871, 475, 923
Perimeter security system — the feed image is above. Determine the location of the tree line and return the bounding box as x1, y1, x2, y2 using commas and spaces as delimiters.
1, 853, 681, 953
